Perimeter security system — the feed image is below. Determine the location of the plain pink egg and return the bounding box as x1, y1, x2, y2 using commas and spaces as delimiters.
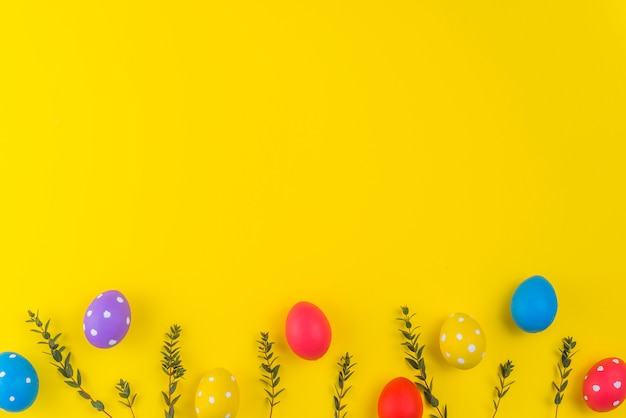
285, 301, 332, 360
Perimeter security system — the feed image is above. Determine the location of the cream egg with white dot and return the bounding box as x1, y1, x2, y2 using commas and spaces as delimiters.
195, 367, 239, 418
439, 313, 486, 370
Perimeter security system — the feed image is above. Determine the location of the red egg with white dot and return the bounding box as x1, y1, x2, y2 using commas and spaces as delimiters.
583, 357, 626, 412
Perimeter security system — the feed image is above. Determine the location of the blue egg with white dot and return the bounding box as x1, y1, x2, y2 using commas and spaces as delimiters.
0, 352, 39, 412
510, 275, 558, 333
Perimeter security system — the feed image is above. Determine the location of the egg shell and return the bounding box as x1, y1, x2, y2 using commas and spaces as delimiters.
583, 358, 626, 412
377, 376, 423, 418
439, 313, 486, 370
195, 367, 239, 418
83, 290, 131, 348
510, 275, 557, 333
285, 301, 332, 360
0, 352, 39, 412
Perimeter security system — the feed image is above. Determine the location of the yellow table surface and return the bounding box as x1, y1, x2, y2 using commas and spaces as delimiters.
2, 1, 626, 417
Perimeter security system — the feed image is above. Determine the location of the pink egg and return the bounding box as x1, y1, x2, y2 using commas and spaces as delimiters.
285, 301, 331, 360
583, 357, 626, 412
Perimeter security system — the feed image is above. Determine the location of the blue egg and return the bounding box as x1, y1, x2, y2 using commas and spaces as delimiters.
0, 352, 39, 412
510, 275, 558, 332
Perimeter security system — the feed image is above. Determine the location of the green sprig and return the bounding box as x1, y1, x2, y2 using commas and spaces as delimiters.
161, 324, 186, 418
553, 336, 577, 418
398, 306, 447, 418
492, 360, 515, 418
257, 331, 284, 418
26, 310, 112, 417
333, 352, 356, 418
116, 379, 137, 418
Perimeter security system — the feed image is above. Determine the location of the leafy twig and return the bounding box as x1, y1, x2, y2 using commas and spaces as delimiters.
257, 331, 284, 418
334, 352, 356, 418
161, 324, 186, 418
398, 305, 447, 418
116, 379, 137, 418
553, 336, 577, 418
492, 360, 515, 418
26, 310, 112, 417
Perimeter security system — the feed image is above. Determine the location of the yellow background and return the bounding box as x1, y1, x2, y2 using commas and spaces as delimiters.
1, 1, 626, 417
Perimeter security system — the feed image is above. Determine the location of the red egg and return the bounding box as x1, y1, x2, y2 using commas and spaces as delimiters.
583, 357, 626, 412
378, 377, 423, 418
285, 301, 332, 360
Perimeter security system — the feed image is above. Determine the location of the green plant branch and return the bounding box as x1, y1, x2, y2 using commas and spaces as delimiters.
257, 331, 284, 418
116, 379, 137, 418
334, 352, 355, 418
26, 310, 112, 417
553, 336, 577, 418
492, 360, 515, 418
398, 306, 447, 418
161, 324, 186, 418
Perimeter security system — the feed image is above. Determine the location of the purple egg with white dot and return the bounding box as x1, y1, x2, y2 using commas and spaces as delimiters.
83, 290, 131, 348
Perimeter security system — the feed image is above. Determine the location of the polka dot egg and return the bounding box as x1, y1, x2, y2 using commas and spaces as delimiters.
83, 290, 131, 348
195, 367, 239, 418
0, 352, 39, 412
583, 358, 626, 412
439, 313, 486, 370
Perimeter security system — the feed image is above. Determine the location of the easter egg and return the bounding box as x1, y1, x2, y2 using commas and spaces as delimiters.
439, 313, 486, 369
377, 376, 423, 418
195, 368, 239, 418
583, 358, 626, 412
285, 301, 332, 360
0, 352, 39, 412
83, 290, 131, 348
510, 275, 557, 333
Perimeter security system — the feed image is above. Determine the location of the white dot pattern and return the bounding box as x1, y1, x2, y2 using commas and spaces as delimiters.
0, 353, 38, 410
195, 369, 239, 417
84, 290, 131, 348
584, 358, 626, 412
439, 313, 486, 370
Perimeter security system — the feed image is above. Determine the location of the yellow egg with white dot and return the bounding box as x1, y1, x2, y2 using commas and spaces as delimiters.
439, 313, 486, 370
195, 367, 240, 418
